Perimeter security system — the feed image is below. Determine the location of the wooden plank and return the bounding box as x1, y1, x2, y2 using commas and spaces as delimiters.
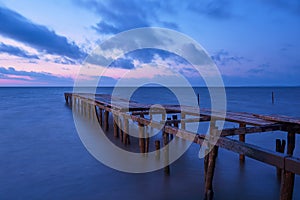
254, 114, 300, 125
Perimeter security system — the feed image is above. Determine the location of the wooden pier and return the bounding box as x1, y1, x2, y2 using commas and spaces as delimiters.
64, 92, 300, 200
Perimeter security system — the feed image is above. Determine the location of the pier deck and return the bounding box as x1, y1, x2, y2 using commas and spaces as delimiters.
64, 92, 300, 200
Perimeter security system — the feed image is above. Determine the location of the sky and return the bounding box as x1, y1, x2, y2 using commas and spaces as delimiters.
0, 0, 299, 86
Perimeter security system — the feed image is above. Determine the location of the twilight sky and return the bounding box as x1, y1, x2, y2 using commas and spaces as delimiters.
0, 0, 299, 86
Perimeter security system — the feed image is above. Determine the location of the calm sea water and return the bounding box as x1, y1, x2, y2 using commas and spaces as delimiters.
0, 87, 299, 200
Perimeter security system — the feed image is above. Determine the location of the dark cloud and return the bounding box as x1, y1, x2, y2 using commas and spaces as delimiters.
0, 6, 86, 60
211, 49, 246, 66
0, 42, 39, 59
188, 0, 233, 20
53, 57, 77, 65
0, 66, 73, 85
73, 0, 178, 34
261, 0, 300, 16
109, 58, 134, 69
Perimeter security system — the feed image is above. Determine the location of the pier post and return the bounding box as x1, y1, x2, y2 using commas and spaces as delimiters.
171, 115, 178, 140
275, 139, 286, 179
104, 110, 109, 131
280, 131, 296, 200
204, 120, 218, 200
287, 131, 295, 155
123, 118, 130, 145
145, 126, 150, 153
181, 112, 186, 130
139, 114, 145, 153
99, 108, 103, 126
113, 115, 119, 138
204, 146, 218, 200
138, 125, 145, 153
239, 123, 246, 162
119, 117, 124, 142
64, 94, 68, 104
163, 127, 170, 175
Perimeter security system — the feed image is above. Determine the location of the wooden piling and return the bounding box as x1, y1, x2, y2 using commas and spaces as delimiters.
104, 110, 109, 131
171, 115, 178, 140
239, 123, 246, 162
119, 117, 124, 142
275, 139, 286, 179
123, 118, 130, 145
99, 108, 103, 126
287, 132, 295, 156
145, 127, 150, 153
163, 128, 170, 175
280, 170, 295, 200
139, 114, 145, 153
280, 131, 296, 200
113, 115, 119, 138
181, 112, 186, 130
204, 146, 218, 200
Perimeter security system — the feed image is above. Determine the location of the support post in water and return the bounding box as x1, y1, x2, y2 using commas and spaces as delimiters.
104, 110, 109, 131
138, 114, 145, 153
171, 115, 178, 140
204, 146, 218, 200
181, 112, 186, 130
123, 118, 130, 145
113, 115, 119, 138
280, 131, 296, 200
163, 129, 170, 176
239, 123, 246, 162
204, 120, 218, 200
275, 139, 286, 180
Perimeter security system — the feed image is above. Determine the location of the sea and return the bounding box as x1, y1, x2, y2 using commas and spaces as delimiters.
0, 87, 299, 200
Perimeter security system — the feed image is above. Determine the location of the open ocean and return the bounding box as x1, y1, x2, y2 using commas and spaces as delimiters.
0, 87, 299, 200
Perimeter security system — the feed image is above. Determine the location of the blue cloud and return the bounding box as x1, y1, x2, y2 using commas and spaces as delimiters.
109, 58, 134, 69
106, 48, 189, 70
261, 0, 300, 16
74, 0, 178, 34
188, 0, 233, 20
0, 6, 86, 60
0, 42, 39, 59
211, 49, 246, 66
0, 66, 73, 85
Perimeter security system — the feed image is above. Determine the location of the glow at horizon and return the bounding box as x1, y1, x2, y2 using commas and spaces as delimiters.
0, 0, 299, 86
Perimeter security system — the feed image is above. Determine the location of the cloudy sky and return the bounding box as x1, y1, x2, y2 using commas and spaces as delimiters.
0, 0, 299, 86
